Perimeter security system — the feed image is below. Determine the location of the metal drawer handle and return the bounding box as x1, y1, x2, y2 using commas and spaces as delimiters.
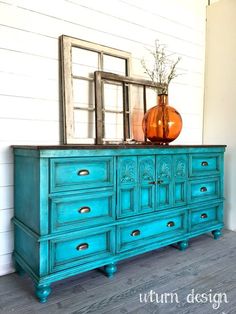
76, 243, 89, 251
201, 213, 208, 219
78, 206, 91, 214
148, 181, 157, 185
77, 169, 90, 176
201, 161, 209, 167
157, 180, 164, 184
167, 221, 175, 227
131, 229, 141, 237
200, 186, 207, 192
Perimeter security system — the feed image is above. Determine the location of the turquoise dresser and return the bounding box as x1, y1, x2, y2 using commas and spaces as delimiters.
13, 145, 225, 302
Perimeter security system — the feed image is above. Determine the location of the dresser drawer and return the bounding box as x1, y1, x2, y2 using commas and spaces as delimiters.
190, 203, 223, 231
117, 211, 187, 252
50, 190, 115, 232
188, 178, 220, 203
189, 153, 221, 177
50, 227, 115, 272
50, 157, 114, 192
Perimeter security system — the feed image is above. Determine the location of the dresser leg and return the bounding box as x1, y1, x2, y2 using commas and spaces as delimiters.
178, 240, 189, 251
15, 262, 25, 276
212, 229, 222, 240
35, 284, 51, 303
104, 263, 117, 278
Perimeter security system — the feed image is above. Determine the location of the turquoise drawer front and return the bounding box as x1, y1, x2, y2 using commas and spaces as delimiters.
50, 227, 115, 272
50, 157, 114, 192
117, 211, 187, 252
190, 203, 223, 231
189, 154, 221, 177
188, 178, 220, 203
50, 190, 115, 232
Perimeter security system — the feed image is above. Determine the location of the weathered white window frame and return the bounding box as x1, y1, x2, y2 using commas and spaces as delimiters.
60, 35, 131, 144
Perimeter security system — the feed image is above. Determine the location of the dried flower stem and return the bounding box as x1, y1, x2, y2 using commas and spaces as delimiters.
141, 40, 181, 94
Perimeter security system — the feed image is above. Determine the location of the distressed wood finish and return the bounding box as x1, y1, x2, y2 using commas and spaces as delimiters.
13, 145, 225, 303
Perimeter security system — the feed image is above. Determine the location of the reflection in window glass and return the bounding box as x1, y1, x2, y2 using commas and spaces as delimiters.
73, 79, 94, 109
103, 55, 127, 75
130, 85, 145, 141
104, 112, 123, 141
72, 47, 99, 78
103, 83, 123, 112
146, 87, 157, 110
74, 109, 95, 139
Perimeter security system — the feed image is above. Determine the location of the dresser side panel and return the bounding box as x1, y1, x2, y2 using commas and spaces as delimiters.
14, 154, 40, 234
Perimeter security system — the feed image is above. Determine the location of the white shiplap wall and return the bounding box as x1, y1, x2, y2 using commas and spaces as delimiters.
0, 0, 207, 276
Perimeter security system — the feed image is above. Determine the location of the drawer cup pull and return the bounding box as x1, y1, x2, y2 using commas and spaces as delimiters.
76, 243, 89, 251
78, 206, 91, 214
201, 161, 209, 167
131, 229, 140, 237
167, 221, 175, 227
201, 213, 208, 219
200, 186, 207, 192
77, 169, 90, 176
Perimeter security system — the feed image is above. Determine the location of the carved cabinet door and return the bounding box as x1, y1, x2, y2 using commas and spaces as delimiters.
117, 156, 138, 218
117, 155, 155, 218
156, 155, 173, 210
173, 155, 187, 206
138, 156, 155, 214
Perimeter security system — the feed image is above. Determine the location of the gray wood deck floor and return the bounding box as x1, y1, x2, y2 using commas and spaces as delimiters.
0, 230, 236, 314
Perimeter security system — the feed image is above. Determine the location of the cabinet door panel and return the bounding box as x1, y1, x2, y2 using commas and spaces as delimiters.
118, 186, 137, 217
173, 155, 187, 206
140, 185, 154, 212
117, 156, 138, 218
138, 156, 155, 214
174, 181, 186, 206
156, 155, 172, 209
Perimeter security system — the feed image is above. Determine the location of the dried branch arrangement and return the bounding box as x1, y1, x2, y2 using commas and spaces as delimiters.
141, 40, 181, 94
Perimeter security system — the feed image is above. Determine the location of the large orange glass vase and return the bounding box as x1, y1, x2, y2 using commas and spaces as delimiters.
142, 94, 182, 144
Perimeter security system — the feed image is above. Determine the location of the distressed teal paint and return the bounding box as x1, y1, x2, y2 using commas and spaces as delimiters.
13, 145, 225, 302
49, 189, 115, 232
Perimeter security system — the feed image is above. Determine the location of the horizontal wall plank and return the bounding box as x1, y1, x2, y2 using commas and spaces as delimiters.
120, 0, 206, 32
0, 49, 58, 80
67, 0, 205, 44
0, 231, 13, 255
0, 209, 13, 233
0, 2, 205, 60
0, 186, 13, 210
0, 72, 58, 100
0, 164, 13, 187
0, 96, 60, 121
0, 119, 60, 141
0, 253, 14, 276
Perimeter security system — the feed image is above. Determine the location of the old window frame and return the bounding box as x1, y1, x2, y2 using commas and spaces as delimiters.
60, 35, 131, 144
94, 71, 163, 144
